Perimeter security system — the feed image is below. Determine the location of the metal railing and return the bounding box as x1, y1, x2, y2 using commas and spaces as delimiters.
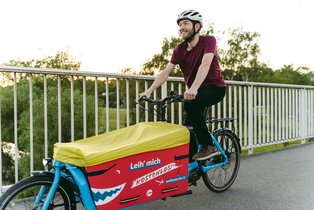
1, 66, 314, 192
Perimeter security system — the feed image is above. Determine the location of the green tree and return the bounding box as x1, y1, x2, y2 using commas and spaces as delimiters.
271, 65, 311, 85
236, 63, 274, 82
0, 51, 86, 181
0, 142, 15, 184
140, 25, 264, 81
140, 37, 182, 76
120, 67, 137, 75
3, 51, 81, 70
219, 27, 262, 81
17, 83, 96, 178
307, 71, 314, 85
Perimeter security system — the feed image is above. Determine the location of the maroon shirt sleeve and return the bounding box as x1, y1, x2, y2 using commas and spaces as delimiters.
170, 45, 180, 65
204, 36, 217, 54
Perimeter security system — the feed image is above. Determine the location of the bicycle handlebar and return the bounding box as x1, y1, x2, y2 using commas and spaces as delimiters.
138, 91, 184, 105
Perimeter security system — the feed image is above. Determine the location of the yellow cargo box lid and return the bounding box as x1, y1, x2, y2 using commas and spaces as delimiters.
53, 122, 189, 167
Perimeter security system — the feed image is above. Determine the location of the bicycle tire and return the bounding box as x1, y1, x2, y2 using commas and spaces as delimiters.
0, 174, 76, 210
202, 129, 241, 193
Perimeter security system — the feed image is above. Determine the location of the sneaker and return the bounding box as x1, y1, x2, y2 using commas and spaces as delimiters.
192, 146, 219, 161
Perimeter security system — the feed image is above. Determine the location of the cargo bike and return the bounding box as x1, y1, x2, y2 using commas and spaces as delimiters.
0, 92, 241, 209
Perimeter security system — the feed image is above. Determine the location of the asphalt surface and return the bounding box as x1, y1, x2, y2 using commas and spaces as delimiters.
135, 142, 314, 210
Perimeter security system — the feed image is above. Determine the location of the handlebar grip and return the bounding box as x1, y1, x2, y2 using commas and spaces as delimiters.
138, 96, 154, 103
138, 95, 146, 102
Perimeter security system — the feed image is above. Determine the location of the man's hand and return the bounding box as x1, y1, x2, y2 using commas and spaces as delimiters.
139, 90, 152, 99
184, 88, 197, 100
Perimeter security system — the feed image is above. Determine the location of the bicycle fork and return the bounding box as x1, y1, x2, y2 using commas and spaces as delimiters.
34, 162, 61, 209
38, 160, 97, 210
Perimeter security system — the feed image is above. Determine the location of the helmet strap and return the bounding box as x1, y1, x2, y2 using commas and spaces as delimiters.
185, 22, 199, 43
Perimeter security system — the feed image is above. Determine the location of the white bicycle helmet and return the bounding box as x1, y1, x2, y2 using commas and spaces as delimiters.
177, 10, 203, 27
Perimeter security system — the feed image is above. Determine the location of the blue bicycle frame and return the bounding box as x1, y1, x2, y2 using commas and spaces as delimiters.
189, 133, 228, 173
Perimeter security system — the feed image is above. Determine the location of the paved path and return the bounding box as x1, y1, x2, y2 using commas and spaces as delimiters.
136, 142, 314, 210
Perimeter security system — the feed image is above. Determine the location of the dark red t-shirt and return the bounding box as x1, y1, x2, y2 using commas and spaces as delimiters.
170, 35, 226, 88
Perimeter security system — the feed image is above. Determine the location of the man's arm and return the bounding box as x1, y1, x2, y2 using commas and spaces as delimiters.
184, 52, 214, 100
140, 62, 175, 98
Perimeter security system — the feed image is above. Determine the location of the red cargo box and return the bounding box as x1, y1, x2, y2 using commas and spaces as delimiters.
54, 122, 190, 209
85, 144, 189, 209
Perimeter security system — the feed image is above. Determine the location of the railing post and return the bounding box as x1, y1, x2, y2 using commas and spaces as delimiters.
161, 81, 168, 121
70, 76, 75, 142
161, 81, 167, 99
14, 73, 18, 182
105, 77, 109, 132
95, 77, 99, 135
248, 85, 254, 155
58, 76, 62, 143
136, 80, 139, 124
83, 76, 87, 138
44, 74, 48, 170
126, 79, 130, 127
29, 74, 34, 174
300, 88, 307, 144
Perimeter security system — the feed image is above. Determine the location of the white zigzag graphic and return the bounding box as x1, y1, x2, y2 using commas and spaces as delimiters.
91, 182, 126, 206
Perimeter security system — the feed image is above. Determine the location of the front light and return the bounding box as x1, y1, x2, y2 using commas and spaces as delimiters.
42, 158, 52, 166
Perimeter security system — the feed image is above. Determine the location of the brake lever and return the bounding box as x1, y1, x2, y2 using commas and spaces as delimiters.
138, 95, 146, 101
134, 95, 146, 105
170, 95, 183, 103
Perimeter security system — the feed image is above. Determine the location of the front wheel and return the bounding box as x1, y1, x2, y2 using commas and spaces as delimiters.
0, 174, 76, 210
202, 129, 241, 193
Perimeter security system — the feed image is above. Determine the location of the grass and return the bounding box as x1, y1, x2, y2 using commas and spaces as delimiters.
240, 138, 314, 156
98, 108, 127, 133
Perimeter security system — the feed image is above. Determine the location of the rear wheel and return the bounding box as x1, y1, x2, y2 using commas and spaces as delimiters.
202, 130, 240, 192
0, 174, 76, 209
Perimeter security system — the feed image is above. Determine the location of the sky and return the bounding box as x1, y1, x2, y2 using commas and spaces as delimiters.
0, 0, 313, 73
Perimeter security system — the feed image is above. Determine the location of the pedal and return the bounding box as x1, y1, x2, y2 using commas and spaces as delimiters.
188, 168, 201, 184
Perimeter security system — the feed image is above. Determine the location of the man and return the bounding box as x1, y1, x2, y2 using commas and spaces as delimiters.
140, 10, 226, 161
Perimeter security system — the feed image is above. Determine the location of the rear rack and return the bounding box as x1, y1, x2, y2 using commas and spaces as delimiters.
207, 117, 236, 133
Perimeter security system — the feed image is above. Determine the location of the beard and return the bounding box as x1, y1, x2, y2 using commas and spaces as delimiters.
180, 29, 194, 41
